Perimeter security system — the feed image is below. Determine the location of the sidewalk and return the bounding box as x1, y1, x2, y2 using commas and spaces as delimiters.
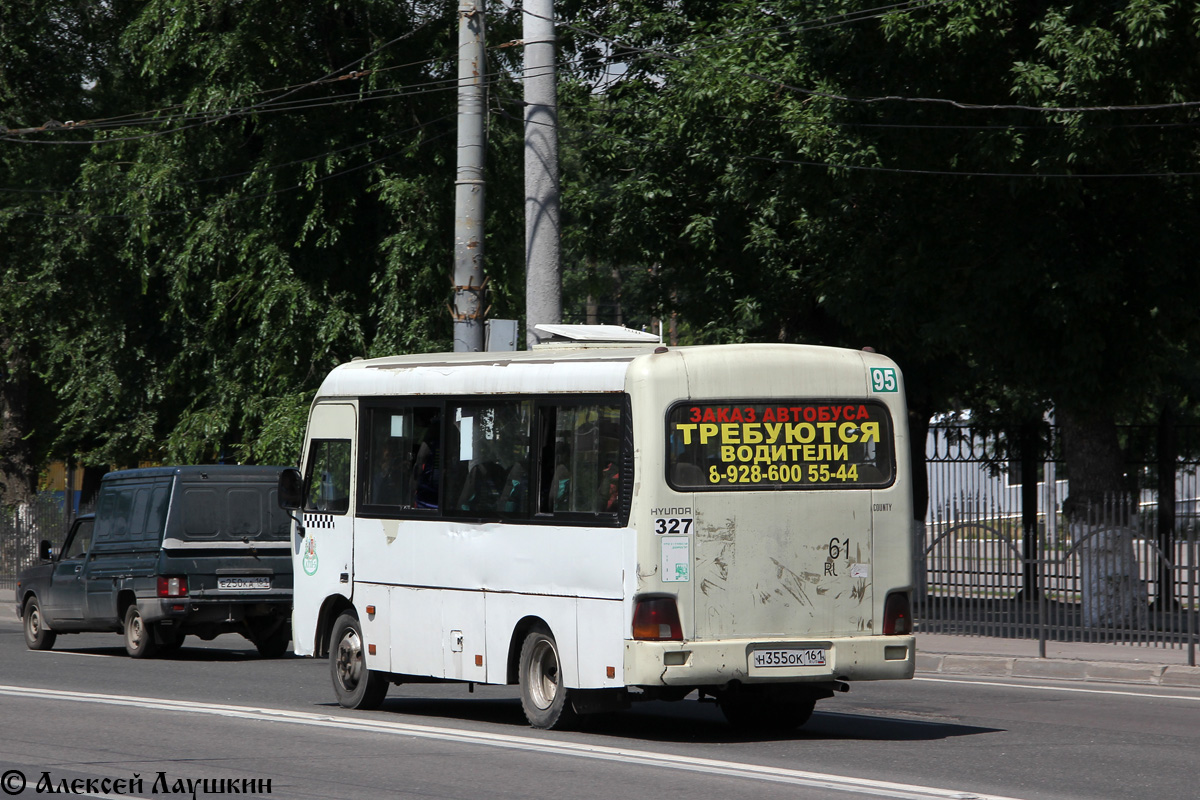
916, 632, 1200, 688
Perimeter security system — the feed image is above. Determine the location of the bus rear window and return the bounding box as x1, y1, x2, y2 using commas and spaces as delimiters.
666, 401, 895, 490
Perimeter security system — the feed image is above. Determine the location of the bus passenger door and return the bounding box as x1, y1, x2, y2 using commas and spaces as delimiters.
293, 402, 357, 657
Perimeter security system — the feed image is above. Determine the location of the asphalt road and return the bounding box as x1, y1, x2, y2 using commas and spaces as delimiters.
0, 620, 1197, 800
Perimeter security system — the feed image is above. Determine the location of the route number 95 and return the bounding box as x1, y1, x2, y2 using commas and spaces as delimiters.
870, 367, 898, 393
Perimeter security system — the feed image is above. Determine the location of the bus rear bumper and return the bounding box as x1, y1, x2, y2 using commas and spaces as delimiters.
623, 634, 915, 687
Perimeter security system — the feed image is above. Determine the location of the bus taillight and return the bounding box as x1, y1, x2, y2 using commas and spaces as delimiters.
632, 596, 683, 641
883, 592, 912, 635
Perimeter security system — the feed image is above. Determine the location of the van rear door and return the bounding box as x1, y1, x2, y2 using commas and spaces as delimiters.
161, 469, 293, 596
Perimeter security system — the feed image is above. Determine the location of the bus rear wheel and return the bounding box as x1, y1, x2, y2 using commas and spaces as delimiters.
718, 686, 819, 732
518, 626, 577, 730
330, 612, 388, 709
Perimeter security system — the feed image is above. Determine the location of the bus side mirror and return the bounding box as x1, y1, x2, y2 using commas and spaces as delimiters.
278, 468, 304, 511
38, 540, 53, 561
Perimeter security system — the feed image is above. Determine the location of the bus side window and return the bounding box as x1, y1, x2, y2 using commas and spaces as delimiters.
304, 440, 352, 514
368, 410, 410, 507
447, 400, 531, 516
365, 406, 441, 511
410, 408, 441, 510
538, 403, 623, 516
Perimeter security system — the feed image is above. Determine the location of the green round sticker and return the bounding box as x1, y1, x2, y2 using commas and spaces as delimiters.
302, 536, 319, 576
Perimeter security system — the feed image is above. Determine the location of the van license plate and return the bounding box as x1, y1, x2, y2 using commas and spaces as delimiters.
751, 648, 826, 668
218, 577, 271, 591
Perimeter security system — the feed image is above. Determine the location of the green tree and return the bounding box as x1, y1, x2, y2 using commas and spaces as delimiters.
1, 1, 120, 503
2, 0, 528, 501
560, 1, 1200, 618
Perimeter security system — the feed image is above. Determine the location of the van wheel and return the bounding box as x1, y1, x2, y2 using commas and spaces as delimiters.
123, 605, 159, 659
255, 623, 291, 659
330, 613, 387, 709
718, 686, 818, 732
158, 631, 185, 655
23, 598, 56, 651
518, 626, 576, 730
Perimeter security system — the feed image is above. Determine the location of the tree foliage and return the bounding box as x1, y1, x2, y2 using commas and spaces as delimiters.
4, 0, 1200, 512
2, 0, 526, 488
557, 0, 1200, 500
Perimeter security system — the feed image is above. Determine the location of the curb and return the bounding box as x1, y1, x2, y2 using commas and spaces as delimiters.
917, 652, 1200, 688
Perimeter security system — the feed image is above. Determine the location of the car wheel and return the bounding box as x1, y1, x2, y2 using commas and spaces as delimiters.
330, 613, 387, 709
123, 605, 159, 659
518, 626, 576, 730
23, 598, 57, 651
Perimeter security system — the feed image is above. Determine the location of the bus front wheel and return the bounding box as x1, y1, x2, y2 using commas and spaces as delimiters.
518, 626, 577, 730
330, 613, 388, 710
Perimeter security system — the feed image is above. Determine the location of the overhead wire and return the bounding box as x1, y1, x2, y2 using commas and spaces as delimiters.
8, 0, 1196, 149
495, 95, 1200, 180
2, 125, 457, 220
558, 0, 961, 60
1, 12, 453, 143
0, 72, 469, 145
528, 2, 1200, 115
505, 2, 1200, 178
545, 92, 1200, 133
1, 35, 621, 147
14, 0, 1177, 148
2, 3, 594, 146
6, 0, 1198, 207
0, 38, 543, 199
2, 7, 565, 145
0, 114, 456, 198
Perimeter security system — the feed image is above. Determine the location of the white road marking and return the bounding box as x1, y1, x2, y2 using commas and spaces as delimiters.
915, 675, 1200, 702
0, 683, 1023, 800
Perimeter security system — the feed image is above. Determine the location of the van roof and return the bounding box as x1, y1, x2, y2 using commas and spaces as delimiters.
101, 465, 286, 483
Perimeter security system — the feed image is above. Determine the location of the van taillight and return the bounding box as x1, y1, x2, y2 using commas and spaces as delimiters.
157, 577, 188, 598
632, 597, 683, 641
883, 592, 912, 635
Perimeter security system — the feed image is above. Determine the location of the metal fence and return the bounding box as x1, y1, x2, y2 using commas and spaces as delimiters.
0, 498, 83, 593
921, 423, 1200, 666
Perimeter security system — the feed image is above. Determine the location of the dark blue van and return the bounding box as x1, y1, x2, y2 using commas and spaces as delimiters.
16, 466, 293, 658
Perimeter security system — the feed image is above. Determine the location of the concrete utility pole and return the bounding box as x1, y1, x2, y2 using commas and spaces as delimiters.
453, 1, 487, 352
523, 0, 562, 348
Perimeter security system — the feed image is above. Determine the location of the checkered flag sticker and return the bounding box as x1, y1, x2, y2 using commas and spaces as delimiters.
304, 513, 336, 529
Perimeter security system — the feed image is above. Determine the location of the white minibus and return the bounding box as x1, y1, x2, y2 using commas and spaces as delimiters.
279, 325, 915, 729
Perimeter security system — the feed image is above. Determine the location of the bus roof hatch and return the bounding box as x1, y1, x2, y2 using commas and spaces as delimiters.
532, 324, 662, 349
